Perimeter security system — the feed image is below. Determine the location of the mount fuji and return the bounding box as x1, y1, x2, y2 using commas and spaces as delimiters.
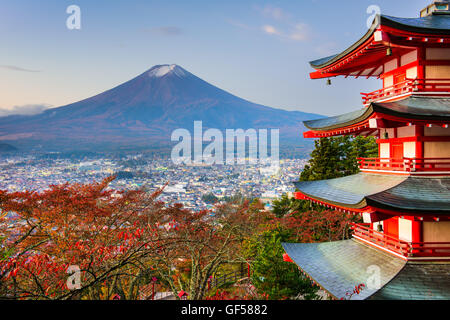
0, 64, 322, 153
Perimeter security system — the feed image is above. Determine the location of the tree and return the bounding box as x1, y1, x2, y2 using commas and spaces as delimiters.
0, 177, 269, 300
272, 194, 324, 218
271, 194, 292, 218
0, 177, 176, 300
246, 226, 318, 300
281, 209, 358, 243
201, 193, 218, 204
148, 201, 265, 300
300, 136, 378, 182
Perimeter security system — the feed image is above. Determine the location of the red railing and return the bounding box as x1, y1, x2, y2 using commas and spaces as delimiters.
351, 223, 450, 258
358, 157, 450, 172
361, 78, 450, 105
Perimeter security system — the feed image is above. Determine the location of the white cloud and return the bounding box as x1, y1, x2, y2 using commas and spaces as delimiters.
230, 5, 310, 42
262, 25, 280, 36
262, 23, 309, 42
0, 104, 50, 117
0, 65, 41, 73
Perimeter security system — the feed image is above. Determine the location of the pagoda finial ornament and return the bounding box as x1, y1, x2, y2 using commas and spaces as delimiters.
421, 0, 450, 17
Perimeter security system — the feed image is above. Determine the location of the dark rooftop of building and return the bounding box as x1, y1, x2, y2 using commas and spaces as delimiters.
282, 240, 406, 300
310, 14, 450, 69
294, 172, 450, 214
303, 96, 450, 131
370, 262, 450, 300
282, 240, 450, 300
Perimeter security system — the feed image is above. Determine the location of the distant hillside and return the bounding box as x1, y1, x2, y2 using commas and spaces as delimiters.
0, 143, 17, 152
0, 64, 322, 153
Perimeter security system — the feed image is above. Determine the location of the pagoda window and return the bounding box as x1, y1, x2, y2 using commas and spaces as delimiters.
423, 221, 450, 243
403, 141, 416, 158
424, 141, 450, 158
384, 59, 398, 74
424, 126, 450, 136
406, 67, 418, 80
397, 125, 416, 138
426, 48, 450, 61
383, 75, 394, 88
400, 50, 418, 67
423, 125, 450, 161
426, 64, 450, 77
398, 218, 413, 242
379, 142, 390, 159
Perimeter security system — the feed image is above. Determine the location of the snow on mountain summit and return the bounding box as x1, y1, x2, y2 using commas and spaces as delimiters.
148, 64, 186, 78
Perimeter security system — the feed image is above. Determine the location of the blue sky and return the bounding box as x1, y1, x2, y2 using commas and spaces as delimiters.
0, 0, 428, 116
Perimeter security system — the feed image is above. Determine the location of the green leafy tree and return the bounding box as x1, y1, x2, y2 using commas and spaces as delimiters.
248, 227, 318, 300
272, 194, 323, 218
300, 136, 377, 181
201, 192, 219, 204
271, 194, 293, 218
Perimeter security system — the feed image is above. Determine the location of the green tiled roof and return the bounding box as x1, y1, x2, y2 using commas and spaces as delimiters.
282, 240, 406, 300
293, 173, 407, 209
310, 15, 450, 69
294, 173, 450, 213
372, 96, 450, 120
367, 177, 450, 213
371, 263, 450, 300
303, 96, 450, 131
303, 108, 370, 131
382, 14, 450, 35
283, 240, 450, 300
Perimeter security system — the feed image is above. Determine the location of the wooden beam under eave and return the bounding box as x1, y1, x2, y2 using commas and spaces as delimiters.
309, 71, 340, 79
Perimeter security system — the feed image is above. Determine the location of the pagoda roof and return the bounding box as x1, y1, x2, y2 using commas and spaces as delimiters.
294, 172, 450, 214
282, 240, 450, 300
370, 263, 450, 300
303, 96, 450, 134
310, 14, 450, 70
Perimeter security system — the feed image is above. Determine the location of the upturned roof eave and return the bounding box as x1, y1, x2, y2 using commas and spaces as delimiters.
309, 16, 379, 69
294, 173, 450, 215
303, 96, 450, 134
309, 14, 450, 71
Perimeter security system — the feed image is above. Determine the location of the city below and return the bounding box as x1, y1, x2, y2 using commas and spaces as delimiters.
0, 153, 309, 211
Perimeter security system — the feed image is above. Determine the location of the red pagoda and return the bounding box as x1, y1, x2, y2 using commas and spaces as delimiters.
283, 1, 450, 300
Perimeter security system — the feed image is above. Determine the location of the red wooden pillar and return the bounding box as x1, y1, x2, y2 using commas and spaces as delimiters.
411, 219, 422, 255
417, 47, 426, 90
412, 220, 422, 243
415, 125, 424, 170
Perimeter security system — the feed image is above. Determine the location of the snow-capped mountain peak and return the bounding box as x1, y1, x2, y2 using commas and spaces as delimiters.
148, 64, 186, 78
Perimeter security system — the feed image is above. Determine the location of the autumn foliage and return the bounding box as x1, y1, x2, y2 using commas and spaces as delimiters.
0, 176, 359, 300
0, 177, 272, 300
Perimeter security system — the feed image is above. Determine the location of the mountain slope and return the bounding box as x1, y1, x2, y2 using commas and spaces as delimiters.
0, 143, 17, 153
0, 64, 322, 152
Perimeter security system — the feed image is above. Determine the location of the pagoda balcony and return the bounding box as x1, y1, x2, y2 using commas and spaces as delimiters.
361, 78, 450, 106
351, 223, 450, 260
358, 157, 450, 174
